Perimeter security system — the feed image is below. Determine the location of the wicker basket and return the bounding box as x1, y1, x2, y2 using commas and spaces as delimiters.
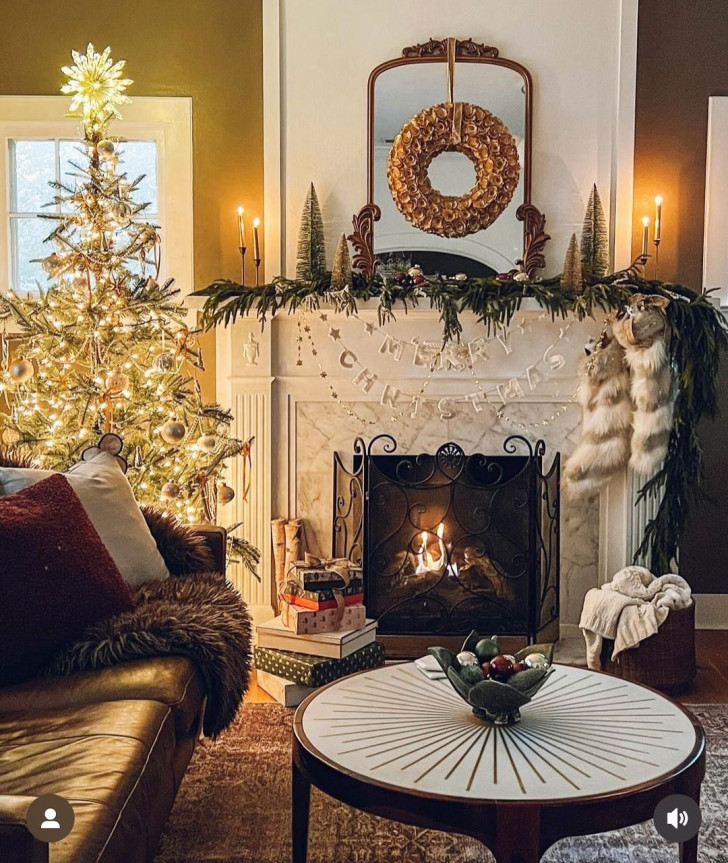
600, 600, 696, 695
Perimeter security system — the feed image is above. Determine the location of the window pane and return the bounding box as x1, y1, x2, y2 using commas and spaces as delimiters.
118, 141, 158, 213
10, 140, 56, 212
11, 217, 54, 292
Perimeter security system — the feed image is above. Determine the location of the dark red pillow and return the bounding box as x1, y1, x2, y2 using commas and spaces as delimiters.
0, 473, 134, 686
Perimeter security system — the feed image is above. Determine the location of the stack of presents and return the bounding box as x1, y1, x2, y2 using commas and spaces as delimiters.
255, 553, 384, 706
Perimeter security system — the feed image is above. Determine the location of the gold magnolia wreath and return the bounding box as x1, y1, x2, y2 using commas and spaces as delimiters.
387, 102, 520, 238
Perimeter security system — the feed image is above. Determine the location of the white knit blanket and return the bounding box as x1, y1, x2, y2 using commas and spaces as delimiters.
579, 565, 692, 670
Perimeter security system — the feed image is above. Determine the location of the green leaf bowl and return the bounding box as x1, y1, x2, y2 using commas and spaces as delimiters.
428, 631, 555, 725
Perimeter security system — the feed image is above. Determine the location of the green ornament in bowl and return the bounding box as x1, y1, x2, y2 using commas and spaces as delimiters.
428, 631, 554, 726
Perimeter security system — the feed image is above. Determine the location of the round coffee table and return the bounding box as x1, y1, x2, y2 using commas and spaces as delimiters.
292, 662, 705, 862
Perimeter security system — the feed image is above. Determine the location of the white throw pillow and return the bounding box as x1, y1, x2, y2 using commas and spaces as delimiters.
0, 451, 169, 588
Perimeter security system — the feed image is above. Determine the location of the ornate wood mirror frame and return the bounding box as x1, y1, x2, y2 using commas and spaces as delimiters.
348, 38, 550, 280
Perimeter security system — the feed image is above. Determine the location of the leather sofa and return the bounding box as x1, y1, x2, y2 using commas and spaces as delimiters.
0, 524, 226, 863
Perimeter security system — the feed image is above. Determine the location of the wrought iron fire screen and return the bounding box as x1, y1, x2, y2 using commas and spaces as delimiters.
333, 435, 560, 644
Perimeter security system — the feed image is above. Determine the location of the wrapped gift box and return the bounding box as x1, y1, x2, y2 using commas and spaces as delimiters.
281, 601, 366, 635
288, 555, 363, 592
254, 641, 385, 688
282, 575, 363, 610
256, 669, 315, 707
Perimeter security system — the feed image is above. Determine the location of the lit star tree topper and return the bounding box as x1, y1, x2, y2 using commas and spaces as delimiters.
61, 44, 133, 131
0, 45, 259, 576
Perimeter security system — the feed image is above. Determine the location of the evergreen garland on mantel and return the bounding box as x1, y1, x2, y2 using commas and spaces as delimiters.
201, 271, 728, 574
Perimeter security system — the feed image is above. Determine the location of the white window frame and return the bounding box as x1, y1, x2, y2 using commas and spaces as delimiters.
0, 95, 193, 320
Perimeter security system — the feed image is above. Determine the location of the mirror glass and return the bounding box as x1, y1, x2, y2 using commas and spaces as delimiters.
373, 62, 526, 277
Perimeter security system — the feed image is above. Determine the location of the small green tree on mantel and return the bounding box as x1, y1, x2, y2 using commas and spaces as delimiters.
296, 182, 327, 281
580, 184, 609, 281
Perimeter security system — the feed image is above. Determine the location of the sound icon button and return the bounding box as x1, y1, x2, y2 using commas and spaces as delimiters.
654, 794, 701, 843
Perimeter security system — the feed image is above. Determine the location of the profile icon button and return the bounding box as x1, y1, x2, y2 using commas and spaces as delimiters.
26, 794, 75, 842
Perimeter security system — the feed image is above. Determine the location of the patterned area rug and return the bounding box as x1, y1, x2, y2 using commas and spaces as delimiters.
155, 702, 727, 862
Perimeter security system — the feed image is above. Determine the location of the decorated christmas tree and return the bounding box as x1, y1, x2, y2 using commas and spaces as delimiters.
0, 44, 258, 573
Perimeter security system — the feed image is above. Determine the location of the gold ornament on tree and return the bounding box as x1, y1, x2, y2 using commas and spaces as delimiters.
580, 184, 609, 281
296, 183, 326, 282
96, 139, 115, 158
9, 358, 34, 384
105, 367, 129, 395
561, 233, 583, 293
161, 480, 181, 500
153, 351, 175, 372
160, 419, 186, 445
217, 482, 235, 505
71, 273, 88, 291
196, 433, 217, 453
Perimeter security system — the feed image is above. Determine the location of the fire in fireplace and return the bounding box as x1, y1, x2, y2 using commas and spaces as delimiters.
333, 435, 560, 657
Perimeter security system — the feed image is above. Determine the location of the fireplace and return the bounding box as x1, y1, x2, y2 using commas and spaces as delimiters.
333, 435, 560, 657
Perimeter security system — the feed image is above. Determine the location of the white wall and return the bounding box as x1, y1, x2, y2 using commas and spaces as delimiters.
269, 0, 637, 278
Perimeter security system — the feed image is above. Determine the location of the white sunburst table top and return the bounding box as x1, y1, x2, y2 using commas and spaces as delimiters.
297, 662, 699, 802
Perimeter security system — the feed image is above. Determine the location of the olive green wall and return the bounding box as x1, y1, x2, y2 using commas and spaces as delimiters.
0, 0, 264, 399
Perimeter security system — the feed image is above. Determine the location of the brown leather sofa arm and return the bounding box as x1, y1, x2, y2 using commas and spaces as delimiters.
189, 523, 227, 574
0, 796, 48, 863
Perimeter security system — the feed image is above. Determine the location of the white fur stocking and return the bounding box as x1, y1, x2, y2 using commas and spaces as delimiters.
563, 326, 632, 497
612, 298, 674, 476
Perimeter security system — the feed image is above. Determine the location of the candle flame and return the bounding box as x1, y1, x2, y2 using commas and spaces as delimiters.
642, 216, 650, 226
237, 206, 244, 216
253, 218, 260, 228
655, 195, 663, 206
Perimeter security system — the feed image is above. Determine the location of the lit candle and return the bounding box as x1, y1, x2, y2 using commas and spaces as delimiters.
641, 216, 649, 257
252, 218, 261, 260
237, 206, 245, 248
654, 196, 662, 243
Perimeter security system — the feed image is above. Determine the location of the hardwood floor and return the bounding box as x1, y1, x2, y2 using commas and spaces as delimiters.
245, 630, 728, 705
681, 630, 728, 704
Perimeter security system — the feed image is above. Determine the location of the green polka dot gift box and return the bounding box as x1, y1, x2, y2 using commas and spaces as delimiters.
254, 641, 385, 688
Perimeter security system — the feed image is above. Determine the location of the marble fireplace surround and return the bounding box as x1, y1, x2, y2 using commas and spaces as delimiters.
210, 299, 656, 639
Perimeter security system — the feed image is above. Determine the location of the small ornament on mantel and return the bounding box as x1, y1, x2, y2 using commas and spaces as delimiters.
561, 233, 583, 293
296, 182, 327, 283
330, 233, 352, 290
580, 184, 609, 281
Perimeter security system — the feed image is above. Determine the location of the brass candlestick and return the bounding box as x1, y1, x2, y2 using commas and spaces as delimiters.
653, 238, 661, 281
239, 246, 247, 287
254, 256, 262, 287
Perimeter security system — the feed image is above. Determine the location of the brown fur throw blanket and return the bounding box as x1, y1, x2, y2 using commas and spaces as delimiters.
43, 574, 253, 738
